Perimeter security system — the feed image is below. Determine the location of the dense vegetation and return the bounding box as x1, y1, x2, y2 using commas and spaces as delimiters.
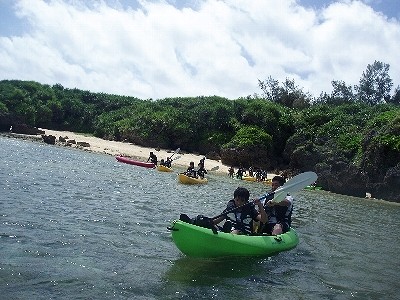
1, 60, 399, 200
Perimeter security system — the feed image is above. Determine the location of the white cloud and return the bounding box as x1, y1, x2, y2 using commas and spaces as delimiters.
0, 0, 399, 99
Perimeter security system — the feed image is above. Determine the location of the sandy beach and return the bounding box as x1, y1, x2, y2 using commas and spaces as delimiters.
37, 128, 231, 174
5, 128, 281, 179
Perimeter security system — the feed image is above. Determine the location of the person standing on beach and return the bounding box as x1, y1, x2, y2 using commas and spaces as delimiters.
147, 152, 158, 165
228, 166, 235, 178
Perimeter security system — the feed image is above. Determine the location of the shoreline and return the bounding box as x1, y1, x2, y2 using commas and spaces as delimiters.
2, 128, 283, 181
3, 128, 232, 175
3, 130, 399, 204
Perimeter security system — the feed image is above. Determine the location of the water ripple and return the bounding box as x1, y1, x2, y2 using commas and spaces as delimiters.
1, 136, 399, 299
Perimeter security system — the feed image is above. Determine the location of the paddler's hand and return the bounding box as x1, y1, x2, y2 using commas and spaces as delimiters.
252, 198, 263, 208
266, 199, 275, 207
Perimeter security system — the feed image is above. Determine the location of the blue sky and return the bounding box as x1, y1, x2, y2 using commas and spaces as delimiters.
0, 0, 399, 100
299, 0, 400, 19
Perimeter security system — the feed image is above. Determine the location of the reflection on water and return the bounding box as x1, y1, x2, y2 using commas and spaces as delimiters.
164, 256, 262, 284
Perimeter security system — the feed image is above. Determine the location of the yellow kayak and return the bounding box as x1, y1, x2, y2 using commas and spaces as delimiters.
177, 173, 208, 184
242, 176, 256, 182
263, 178, 272, 185
157, 165, 173, 172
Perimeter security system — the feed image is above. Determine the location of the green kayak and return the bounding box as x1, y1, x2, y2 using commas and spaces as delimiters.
169, 220, 299, 258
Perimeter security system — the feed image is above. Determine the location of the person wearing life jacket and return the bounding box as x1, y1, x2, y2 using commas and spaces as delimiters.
165, 157, 172, 168
236, 166, 244, 180
196, 162, 207, 179
261, 175, 293, 235
213, 187, 267, 234
184, 161, 196, 178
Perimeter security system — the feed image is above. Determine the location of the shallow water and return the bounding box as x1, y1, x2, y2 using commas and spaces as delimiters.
1, 136, 399, 299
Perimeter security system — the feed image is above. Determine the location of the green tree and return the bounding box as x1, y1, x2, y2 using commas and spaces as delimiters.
258, 76, 311, 108
356, 61, 393, 105
388, 86, 400, 105
224, 125, 272, 149
329, 80, 355, 104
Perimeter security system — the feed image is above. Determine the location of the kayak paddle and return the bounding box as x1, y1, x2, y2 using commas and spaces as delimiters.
213, 171, 318, 219
169, 148, 180, 159
260, 171, 318, 203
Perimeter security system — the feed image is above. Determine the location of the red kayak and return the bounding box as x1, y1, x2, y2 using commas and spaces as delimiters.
115, 156, 155, 168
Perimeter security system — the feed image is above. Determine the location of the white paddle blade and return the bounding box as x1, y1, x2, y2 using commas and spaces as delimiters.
272, 171, 318, 203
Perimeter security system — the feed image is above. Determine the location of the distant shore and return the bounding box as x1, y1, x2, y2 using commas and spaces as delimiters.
3, 128, 232, 175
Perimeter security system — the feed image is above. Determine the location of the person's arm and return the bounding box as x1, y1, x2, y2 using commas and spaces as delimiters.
213, 215, 225, 225
254, 199, 267, 223
265, 197, 290, 207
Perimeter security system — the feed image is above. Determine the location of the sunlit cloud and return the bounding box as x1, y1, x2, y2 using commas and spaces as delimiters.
0, 0, 399, 99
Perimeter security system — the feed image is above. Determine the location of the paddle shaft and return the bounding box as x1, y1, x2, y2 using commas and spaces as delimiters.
169, 147, 180, 159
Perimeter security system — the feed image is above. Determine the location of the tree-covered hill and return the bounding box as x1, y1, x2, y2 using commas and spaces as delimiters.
0, 61, 399, 202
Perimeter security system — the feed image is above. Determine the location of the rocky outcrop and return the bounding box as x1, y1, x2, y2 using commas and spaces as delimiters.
205, 151, 221, 161
315, 161, 368, 198
42, 134, 56, 145
368, 163, 400, 202
282, 132, 400, 202
59, 136, 68, 142
0, 112, 20, 132
12, 124, 45, 135
77, 141, 90, 147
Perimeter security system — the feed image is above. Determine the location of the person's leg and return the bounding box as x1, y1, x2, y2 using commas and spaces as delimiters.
271, 223, 283, 235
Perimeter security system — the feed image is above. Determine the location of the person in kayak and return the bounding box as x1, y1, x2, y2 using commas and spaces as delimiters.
260, 175, 293, 235
147, 152, 158, 165
213, 187, 267, 234
184, 161, 196, 177
236, 166, 244, 180
197, 162, 207, 179
165, 156, 173, 168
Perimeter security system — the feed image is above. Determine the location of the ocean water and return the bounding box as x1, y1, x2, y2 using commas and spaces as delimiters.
1, 136, 399, 299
